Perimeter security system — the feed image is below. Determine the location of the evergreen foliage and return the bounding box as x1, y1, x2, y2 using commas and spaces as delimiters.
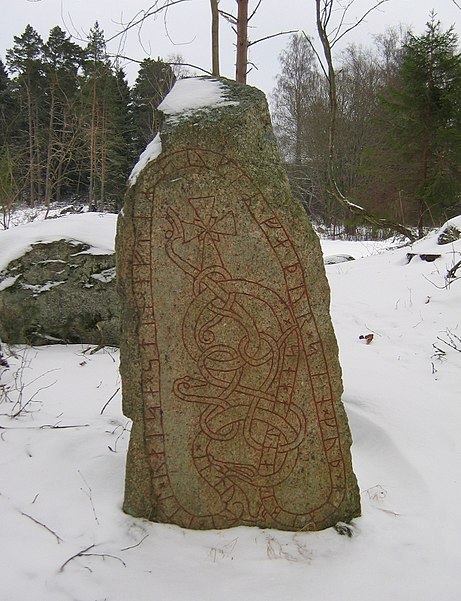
272, 19, 461, 233
0, 23, 176, 214
131, 58, 176, 158
3, 15, 460, 232
378, 15, 461, 233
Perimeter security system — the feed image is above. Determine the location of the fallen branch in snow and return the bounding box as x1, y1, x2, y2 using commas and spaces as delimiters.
432, 330, 461, 372
59, 544, 126, 572
21, 511, 63, 543
375, 507, 401, 517
78, 471, 99, 525
120, 534, 150, 552
446, 259, 461, 282
0, 423, 89, 430
82, 343, 105, 357
0, 349, 59, 418
10, 378, 57, 417
422, 258, 461, 290
422, 274, 448, 290
434, 330, 461, 354
100, 387, 121, 415
39, 423, 90, 429
108, 420, 131, 453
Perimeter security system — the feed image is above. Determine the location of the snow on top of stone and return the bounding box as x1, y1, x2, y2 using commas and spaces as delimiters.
158, 77, 238, 118
128, 134, 162, 187
443, 214, 461, 232
127, 78, 238, 187
0, 212, 116, 273
408, 215, 461, 256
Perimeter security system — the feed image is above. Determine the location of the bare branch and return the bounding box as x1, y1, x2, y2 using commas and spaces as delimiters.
39, 423, 90, 429
0, 424, 89, 430
322, 0, 334, 30
219, 9, 237, 25
100, 387, 121, 415
447, 259, 461, 281
59, 545, 126, 572
10, 379, 58, 419
108, 420, 131, 453
331, 0, 355, 45
21, 512, 63, 544
162, 2, 197, 47
333, 0, 391, 47
248, 30, 298, 48
121, 534, 150, 551
302, 30, 328, 79
436, 330, 461, 352
105, 0, 193, 44
79, 471, 99, 525
108, 53, 213, 75
168, 61, 212, 75
248, 0, 263, 22
60, 544, 96, 572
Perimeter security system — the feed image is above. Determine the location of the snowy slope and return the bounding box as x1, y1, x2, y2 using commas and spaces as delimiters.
0, 215, 460, 601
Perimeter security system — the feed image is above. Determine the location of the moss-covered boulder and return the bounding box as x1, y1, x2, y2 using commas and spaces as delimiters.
117, 77, 360, 531
0, 239, 119, 345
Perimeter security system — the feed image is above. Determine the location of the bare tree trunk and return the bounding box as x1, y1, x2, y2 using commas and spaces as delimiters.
26, 83, 35, 206
418, 133, 430, 237
314, 0, 416, 241
210, 0, 220, 77
315, 2, 337, 193
100, 100, 107, 211
236, 0, 249, 84
44, 79, 56, 209
34, 101, 42, 203
89, 81, 97, 208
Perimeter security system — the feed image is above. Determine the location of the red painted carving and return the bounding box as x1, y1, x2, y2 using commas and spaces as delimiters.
130, 149, 346, 529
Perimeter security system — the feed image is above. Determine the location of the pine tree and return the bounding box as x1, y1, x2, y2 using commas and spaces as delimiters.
42, 26, 83, 205
103, 67, 133, 210
379, 15, 461, 233
0, 59, 14, 146
79, 24, 134, 211
131, 58, 176, 157
0, 59, 20, 225
79, 22, 112, 210
6, 25, 45, 205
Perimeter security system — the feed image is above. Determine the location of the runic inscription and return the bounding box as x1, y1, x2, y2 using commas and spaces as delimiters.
118, 76, 359, 531
118, 144, 359, 531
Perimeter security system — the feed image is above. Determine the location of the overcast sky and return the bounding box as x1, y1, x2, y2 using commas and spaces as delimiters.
0, 0, 459, 94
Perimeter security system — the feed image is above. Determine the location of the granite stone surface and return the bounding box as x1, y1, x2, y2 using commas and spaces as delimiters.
117, 77, 360, 530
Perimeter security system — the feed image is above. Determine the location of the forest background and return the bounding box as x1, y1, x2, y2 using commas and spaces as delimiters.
1, 10, 461, 237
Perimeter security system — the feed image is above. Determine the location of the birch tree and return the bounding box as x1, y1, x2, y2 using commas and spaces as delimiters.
312, 0, 416, 239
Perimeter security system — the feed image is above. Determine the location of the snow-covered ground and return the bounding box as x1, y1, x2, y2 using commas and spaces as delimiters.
1, 214, 460, 601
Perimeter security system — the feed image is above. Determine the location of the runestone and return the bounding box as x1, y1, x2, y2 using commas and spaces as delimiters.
117, 77, 360, 531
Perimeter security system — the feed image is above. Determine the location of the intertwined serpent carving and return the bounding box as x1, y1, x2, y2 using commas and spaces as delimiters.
130, 149, 346, 529
166, 197, 307, 521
